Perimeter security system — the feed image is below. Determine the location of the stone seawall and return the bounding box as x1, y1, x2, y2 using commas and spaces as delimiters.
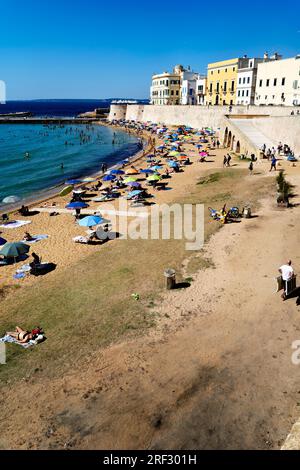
108, 104, 300, 156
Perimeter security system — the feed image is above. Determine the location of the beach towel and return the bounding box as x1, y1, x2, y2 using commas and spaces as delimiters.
0, 335, 33, 349
0, 220, 31, 229
13, 273, 26, 280
21, 235, 49, 244
0, 334, 46, 348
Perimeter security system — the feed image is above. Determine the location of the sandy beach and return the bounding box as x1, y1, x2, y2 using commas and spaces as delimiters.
1, 121, 300, 449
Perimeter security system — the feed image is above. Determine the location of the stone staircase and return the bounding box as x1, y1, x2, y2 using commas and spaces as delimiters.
229, 118, 276, 151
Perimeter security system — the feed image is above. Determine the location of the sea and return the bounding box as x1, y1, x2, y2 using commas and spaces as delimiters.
0, 100, 142, 210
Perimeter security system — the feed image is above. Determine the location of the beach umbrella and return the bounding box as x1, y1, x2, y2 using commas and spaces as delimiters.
125, 169, 139, 175
200, 151, 208, 157
179, 155, 188, 160
102, 174, 115, 182
127, 181, 141, 188
196, 144, 202, 148
78, 216, 104, 227
168, 161, 179, 168
140, 169, 154, 174
110, 169, 125, 175
59, 185, 73, 197
127, 190, 142, 198
66, 201, 89, 209
150, 165, 163, 171
2, 196, 21, 204
0, 237, 7, 246
168, 151, 180, 157
65, 179, 82, 185
124, 177, 137, 183
200, 139, 208, 143
147, 174, 161, 182
0, 242, 30, 258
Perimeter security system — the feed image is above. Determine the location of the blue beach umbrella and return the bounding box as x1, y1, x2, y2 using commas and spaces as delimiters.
127, 190, 142, 198
168, 161, 179, 168
0, 242, 30, 258
127, 181, 141, 188
65, 179, 83, 185
140, 169, 154, 174
78, 216, 104, 227
66, 201, 89, 209
150, 165, 163, 171
102, 174, 116, 182
110, 169, 125, 175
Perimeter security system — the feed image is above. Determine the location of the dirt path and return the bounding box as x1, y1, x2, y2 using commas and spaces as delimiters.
1, 168, 300, 449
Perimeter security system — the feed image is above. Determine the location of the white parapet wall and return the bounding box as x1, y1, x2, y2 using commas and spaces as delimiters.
108, 104, 300, 155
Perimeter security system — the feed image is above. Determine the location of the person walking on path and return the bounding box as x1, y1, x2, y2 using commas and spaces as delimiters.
270, 155, 277, 172
279, 260, 294, 300
227, 154, 231, 167
223, 155, 227, 167
249, 161, 253, 175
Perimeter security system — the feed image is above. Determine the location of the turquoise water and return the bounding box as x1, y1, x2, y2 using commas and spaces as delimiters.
0, 124, 139, 208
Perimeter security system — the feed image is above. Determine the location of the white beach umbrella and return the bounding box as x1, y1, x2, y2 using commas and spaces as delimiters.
2, 195, 21, 204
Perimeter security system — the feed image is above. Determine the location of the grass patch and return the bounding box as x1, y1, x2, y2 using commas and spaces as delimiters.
186, 256, 215, 275
0, 168, 275, 388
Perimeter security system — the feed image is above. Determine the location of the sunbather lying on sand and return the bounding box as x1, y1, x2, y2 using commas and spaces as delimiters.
5, 326, 44, 344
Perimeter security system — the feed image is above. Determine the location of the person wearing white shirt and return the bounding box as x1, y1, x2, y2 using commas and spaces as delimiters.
279, 260, 294, 300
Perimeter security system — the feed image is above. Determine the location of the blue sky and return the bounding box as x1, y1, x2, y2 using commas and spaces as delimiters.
1, 0, 299, 100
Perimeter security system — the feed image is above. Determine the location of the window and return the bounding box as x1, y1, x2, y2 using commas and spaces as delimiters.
238, 90, 241, 97
247, 77, 250, 84
223, 81, 227, 91
209, 83, 213, 93
231, 81, 235, 92
246, 90, 249, 96
233, 67, 235, 71
239, 78, 241, 84
218, 70, 220, 74
265, 95, 268, 99
273, 78, 277, 86
225, 68, 227, 72
243, 77, 246, 84
176, 90, 179, 96
216, 82, 220, 92
166, 80, 169, 86
266, 79, 270, 87
211, 71, 213, 75
242, 90, 245, 97
171, 90, 174, 96
259, 79, 262, 87
249, 61, 253, 68
282, 77, 286, 86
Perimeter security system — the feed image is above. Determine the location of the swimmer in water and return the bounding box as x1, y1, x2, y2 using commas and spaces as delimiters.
60, 163, 64, 170
25, 152, 30, 159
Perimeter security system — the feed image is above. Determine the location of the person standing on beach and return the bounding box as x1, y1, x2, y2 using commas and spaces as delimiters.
279, 260, 294, 300
227, 154, 231, 167
223, 155, 227, 167
270, 155, 277, 172
249, 161, 253, 175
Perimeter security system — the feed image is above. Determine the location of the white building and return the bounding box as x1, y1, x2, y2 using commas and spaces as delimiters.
150, 65, 183, 105
150, 65, 205, 106
181, 72, 206, 105
255, 55, 300, 107
196, 77, 207, 105
236, 56, 267, 105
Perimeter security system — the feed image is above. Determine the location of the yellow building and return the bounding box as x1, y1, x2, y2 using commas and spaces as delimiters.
206, 58, 247, 106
